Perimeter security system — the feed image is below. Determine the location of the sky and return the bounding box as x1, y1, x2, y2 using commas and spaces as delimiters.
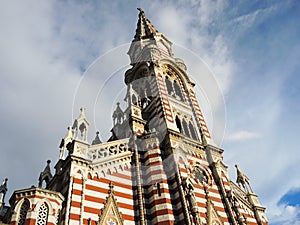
0, 0, 299, 224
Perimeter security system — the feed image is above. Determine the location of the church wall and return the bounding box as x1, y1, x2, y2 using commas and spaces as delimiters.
67, 165, 135, 225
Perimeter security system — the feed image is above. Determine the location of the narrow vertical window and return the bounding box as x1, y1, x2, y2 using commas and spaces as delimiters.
175, 116, 182, 133
189, 121, 198, 140
157, 183, 162, 196
36, 202, 49, 225
182, 119, 191, 138
132, 94, 137, 105
18, 199, 30, 225
165, 77, 174, 96
173, 81, 183, 100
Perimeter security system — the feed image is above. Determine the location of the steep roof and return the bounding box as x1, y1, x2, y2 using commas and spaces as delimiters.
133, 8, 159, 41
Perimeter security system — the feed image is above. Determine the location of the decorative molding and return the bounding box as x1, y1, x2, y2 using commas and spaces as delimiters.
98, 182, 124, 225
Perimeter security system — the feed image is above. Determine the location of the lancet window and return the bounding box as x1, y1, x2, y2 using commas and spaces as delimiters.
189, 121, 198, 140
175, 114, 198, 140
182, 119, 190, 138
175, 116, 182, 133
130, 74, 153, 109
36, 202, 49, 225
18, 198, 30, 225
164, 69, 184, 101
132, 94, 138, 106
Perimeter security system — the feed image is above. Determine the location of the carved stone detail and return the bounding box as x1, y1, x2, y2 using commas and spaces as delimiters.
98, 182, 124, 225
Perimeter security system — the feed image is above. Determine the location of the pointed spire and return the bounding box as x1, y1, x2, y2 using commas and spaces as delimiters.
65, 126, 73, 139
72, 107, 90, 141
79, 107, 86, 119
134, 8, 159, 41
112, 102, 124, 125
92, 131, 102, 145
38, 160, 53, 188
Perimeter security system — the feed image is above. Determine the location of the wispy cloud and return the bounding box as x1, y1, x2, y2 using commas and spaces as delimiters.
225, 130, 261, 141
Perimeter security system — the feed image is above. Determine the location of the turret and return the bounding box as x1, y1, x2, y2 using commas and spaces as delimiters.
38, 160, 53, 188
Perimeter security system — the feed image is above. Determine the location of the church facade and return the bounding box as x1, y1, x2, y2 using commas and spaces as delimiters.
0, 9, 268, 225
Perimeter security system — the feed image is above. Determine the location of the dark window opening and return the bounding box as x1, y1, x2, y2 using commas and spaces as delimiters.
165, 77, 174, 96
189, 122, 198, 140
132, 95, 137, 106
174, 81, 183, 100
175, 116, 182, 133
157, 183, 162, 196
182, 119, 191, 138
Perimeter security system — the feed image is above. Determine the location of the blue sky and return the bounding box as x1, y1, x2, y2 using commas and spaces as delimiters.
0, 1, 299, 224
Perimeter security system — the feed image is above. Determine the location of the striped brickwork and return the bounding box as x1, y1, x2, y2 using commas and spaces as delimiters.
188, 88, 211, 141
185, 153, 230, 224
156, 72, 175, 124
140, 141, 175, 224
67, 164, 135, 225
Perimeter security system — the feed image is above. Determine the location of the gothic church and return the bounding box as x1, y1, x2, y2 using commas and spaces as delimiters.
0, 9, 268, 225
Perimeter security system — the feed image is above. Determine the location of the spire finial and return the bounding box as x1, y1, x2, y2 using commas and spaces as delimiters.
80, 107, 86, 116
108, 181, 114, 194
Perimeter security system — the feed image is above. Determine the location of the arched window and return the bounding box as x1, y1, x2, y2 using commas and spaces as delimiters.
173, 81, 183, 100
165, 77, 174, 96
182, 119, 190, 138
175, 116, 182, 133
132, 94, 137, 106
36, 202, 49, 225
18, 198, 30, 225
189, 121, 197, 140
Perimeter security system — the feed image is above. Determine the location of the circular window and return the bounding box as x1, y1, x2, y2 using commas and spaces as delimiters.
193, 166, 209, 184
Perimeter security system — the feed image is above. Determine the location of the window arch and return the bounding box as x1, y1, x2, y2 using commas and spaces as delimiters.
36, 202, 49, 225
165, 77, 174, 96
18, 198, 30, 225
173, 81, 183, 100
182, 119, 190, 138
132, 94, 137, 106
189, 121, 198, 140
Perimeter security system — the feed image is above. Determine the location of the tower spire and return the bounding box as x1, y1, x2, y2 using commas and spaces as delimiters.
134, 8, 159, 41
128, 9, 173, 65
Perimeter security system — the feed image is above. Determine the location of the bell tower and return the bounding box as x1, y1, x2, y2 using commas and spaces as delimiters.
125, 8, 212, 145
118, 9, 268, 225
121, 8, 220, 225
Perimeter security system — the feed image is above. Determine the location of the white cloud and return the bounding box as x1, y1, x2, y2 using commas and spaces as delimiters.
269, 204, 300, 225
225, 130, 261, 141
